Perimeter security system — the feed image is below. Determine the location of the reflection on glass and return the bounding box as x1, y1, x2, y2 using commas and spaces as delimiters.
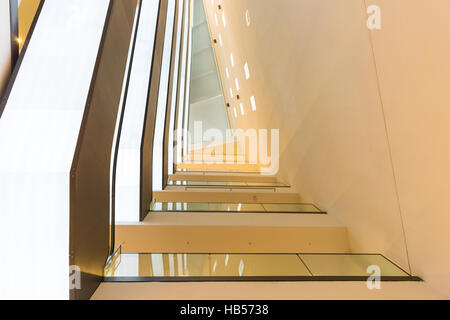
105, 253, 410, 279
210, 254, 310, 276
150, 201, 321, 213
299, 254, 409, 277
167, 180, 289, 187
262, 203, 322, 213
106, 253, 210, 277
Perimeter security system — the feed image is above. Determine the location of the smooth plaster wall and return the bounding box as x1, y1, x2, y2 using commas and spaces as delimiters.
369, 0, 450, 298
206, 0, 450, 297
206, 0, 410, 272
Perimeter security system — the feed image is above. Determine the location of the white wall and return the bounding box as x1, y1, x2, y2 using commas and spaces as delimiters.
0, 0, 11, 97
207, 0, 450, 297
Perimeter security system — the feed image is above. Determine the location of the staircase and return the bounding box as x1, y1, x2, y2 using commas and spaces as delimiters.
109, 142, 414, 282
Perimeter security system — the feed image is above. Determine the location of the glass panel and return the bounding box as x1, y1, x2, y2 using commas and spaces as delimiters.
105, 253, 410, 279
210, 254, 311, 277
209, 203, 265, 212
150, 202, 321, 213
262, 203, 322, 213
106, 253, 210, 277
150, 201, 209, 211
299, 254, 409, 277
167, 180, 289, 187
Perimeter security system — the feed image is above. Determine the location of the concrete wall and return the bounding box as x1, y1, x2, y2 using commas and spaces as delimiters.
206, 0, 450, 297
0, 0, 11, 98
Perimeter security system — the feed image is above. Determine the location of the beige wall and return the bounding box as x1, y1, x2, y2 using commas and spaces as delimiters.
369, 0, 450, 298
0, 0, 11, 98
206, 0, 450, 297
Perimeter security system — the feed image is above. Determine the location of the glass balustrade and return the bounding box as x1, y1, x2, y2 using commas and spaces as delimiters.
104, 253, 414, 280
150, 201, 323, 213
167, 180, 289, 188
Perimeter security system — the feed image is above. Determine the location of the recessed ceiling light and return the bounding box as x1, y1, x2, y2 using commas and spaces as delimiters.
245, 10, 251, 27
250, 96, 256, 111
222, 11, 227, 28
244, 62, 250, 79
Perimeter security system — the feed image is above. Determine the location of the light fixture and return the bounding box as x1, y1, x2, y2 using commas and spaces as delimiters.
240, 103, 245, 115
244, 62, 250, 79
222, 11, 227, 28
250, 96, 256, 111
225, 67, 230, 78
233, 107, 238, 118
245, 9, 251, 27
235, 78, 240, 91
230, 53, 235, 67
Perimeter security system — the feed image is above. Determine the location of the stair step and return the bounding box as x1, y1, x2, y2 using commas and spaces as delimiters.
153, 190, 301, 203
93, 281, 435, 300
115, 212, 349, 253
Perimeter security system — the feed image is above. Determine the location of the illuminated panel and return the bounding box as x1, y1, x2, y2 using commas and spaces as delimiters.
168, 0, 185, 176
114, 0, 159, 222
176, 0, 190, 164
182, 0, 194, 157
153, 0, 176, 191
0, 0, 109, 299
